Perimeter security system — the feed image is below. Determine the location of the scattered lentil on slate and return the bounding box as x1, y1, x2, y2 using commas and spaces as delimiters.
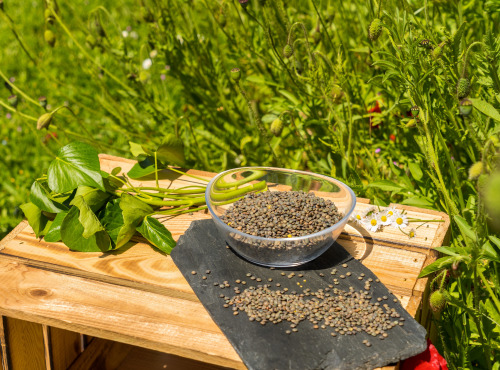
220, 191, 343, 238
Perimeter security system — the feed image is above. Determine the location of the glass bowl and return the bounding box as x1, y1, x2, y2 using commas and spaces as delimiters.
205, 167, 356, 267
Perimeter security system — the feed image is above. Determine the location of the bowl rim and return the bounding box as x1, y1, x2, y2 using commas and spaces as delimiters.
205, 166, 357, 242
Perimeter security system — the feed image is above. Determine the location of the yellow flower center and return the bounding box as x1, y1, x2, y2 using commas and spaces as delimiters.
387, 211, 393, 216
396, 217, 403, 225
356, 214, 361, 220
370, 219, 377, 226
381, 215, 387, 222
409, 231, 415, 238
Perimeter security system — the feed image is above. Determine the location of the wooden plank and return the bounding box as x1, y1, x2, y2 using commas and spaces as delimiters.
0, 317, 9, 370
3, 317, 46, 370
49, 328, 82, 370
68, 337, 132, 370
0, 260, 244, 370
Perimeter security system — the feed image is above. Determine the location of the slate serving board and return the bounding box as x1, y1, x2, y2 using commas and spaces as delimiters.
171, 220, 427, 370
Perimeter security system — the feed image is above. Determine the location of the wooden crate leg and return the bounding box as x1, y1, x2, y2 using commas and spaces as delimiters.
1, 316, 46, 370
0, 316, 9, 370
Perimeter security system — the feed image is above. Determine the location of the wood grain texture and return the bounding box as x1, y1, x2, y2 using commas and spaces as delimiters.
4, 317, 46, 370
0, 317, 8, 370
49, 328, 82, 370
68, 337, 131, 370
0, 155, 451, 370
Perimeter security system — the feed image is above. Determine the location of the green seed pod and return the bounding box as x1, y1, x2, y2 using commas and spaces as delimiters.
38, 96, 47, 109
283, 44, 294, 59
270, 118, 284, 137
330, 85, 344, 103
459, 98, 473, 116
457, 78, 470, 99
468, 161, 483, 180
8, 95, 18, 108
231, 68, 241, 82
37, 112, 54, 130
44, 29, 56, 47
85, 34, 97, 49
44, 8, 55, 24
429, 290, 446, 313
410, 105, 419, 117
368, 18, 382, 41
431, 43, 445, 59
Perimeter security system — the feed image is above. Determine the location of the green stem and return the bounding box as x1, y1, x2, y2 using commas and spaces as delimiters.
478, 268, 500, 314
154, 151, 159, 189
0, 67, 40, 107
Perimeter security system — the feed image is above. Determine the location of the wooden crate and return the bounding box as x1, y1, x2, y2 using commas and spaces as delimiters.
0, 155, 450, 370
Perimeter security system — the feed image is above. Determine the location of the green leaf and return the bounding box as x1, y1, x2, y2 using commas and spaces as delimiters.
100, 199, 136, 248
110, 167, 122, 176
116, 194, 153, 248
482, 299, 500, 327
454, 215, 477, 242
20, 202, 49, 238
489, 235, 500, 249
433, 246, 461, 257
30, 181, 67, 213
367, 180, 404, 192
452, 22, 467, 59
127, 157, 159, 179
74, 186, 110, 212
482, 241, 500, 263
470, 98, 500, 122
47, 142, 105, 193
278, 90, 300, 106
129, 141, 147, 157
137, 216, 176, 254
60, 206, 112, 252
408, 162, 423, 181
154, 134, 186, 166
70, 195, 105, 239
401, 196, 434, 208
418, 256, 454, 278
44, 211, 68, 243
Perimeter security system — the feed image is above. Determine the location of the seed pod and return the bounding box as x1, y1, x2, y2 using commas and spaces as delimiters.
8, 95, 18, 108
410, 105, 419, 117
44, 29, 56, 47
330, 85, 343, 103
38, 96, 47, 109
457, 78, 470, 99
468, 162, 483, 180
45, 8, 55, 24
37, 112, 54, 130
283, 44, 294, 59
429, 290, 446, 313
431, 42, 445, 60
459, 98, 473, 116
231, 68, 241, 82
270, 118, 284, 137
239, 0, 249, 9
368, 18, 382, 41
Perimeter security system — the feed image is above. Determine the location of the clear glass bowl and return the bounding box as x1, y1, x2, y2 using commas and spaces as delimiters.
205, 167, 357, 267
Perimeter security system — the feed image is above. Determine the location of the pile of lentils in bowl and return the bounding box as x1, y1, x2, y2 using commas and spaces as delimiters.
220, 190, 343, 238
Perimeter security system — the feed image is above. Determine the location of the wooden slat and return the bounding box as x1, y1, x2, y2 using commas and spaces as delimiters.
0, 317, 8, 370
3, 317, 46, 370
0, 260, 244, 370
68, 337, 132, 370
49, 328, 82, 370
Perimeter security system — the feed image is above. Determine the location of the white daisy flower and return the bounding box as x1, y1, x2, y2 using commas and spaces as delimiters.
391, 214, 408, 228
385, 207, 399, 219
121, 30, 129, 38
142, 58, 153, 70
364, 214, 381, 232
350, 210, 365, 225
377, 211, 392, 226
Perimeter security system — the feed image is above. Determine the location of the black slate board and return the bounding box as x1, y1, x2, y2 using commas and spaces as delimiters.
171, 220, 427, 370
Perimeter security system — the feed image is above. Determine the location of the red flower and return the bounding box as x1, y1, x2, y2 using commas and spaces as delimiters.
43, 132, 58, 144
368, 101, 382, 128
390, 134, 396, 142
401, 339, 448, 370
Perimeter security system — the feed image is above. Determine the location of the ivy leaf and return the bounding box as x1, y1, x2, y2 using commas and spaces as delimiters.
47, 142, 105, 193
60, 206, 112, 252
129, 141, 147, 157
44, 211, 68, 243
100, 199, 136, 248
30, 180, 67, 213
70, 195, 105, 238
155, 134, 186, 166
20, 202, 49, 238
74, 186, 110, 212
127, 157, 160, 179
470, 98, 500, 122
418, 256, 454, 278
137, 216, 176, 254
115, 194, 154, 248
